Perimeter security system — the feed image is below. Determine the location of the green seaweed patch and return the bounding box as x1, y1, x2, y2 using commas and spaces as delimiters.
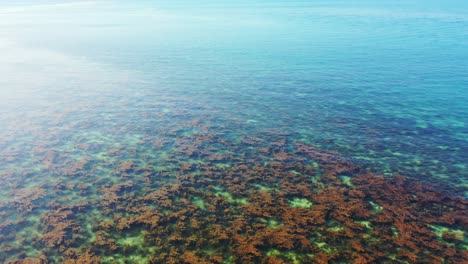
201, 246, 223, 258
289, 198, 312, 208
214, 162, 231, 169
14, 228, 43, 258
112, 231, 152, 263
193, 197, 206, 210
314, 242, 334, 253
253, 184, 273, 192
355, 220, 372, 229
116, 233, 146, 248
266, 249, 281, 256
222, 255, 235, 264
430, 224, 466, 247
327, 220, 344, 232
369, 201, 383, 212
291, 170, 302, 176
213, 186, 223, 192
339, 175, 354, 187
310, 175, 321, 185
266, 249, 307, 264
329, 226, 344, 232
268, 219, 282, 228
260, 218, 282, 228
215, 191, 249, 205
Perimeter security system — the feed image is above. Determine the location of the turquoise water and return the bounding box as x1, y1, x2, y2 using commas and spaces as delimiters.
0, 0, 467, 262
3, 0, 467, 184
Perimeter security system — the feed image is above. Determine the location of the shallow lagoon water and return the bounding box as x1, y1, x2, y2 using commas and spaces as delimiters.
0, 0, 467, 263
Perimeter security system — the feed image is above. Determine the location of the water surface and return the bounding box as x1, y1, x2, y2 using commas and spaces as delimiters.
0, 0, 467, 263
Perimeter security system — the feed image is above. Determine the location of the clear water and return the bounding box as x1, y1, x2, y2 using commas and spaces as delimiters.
0, 0, 467, 262
2, 0, 467, 184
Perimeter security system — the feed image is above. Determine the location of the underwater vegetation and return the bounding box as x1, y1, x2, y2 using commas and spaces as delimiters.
0, 104, 466, 264
1, 0, 468, 262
